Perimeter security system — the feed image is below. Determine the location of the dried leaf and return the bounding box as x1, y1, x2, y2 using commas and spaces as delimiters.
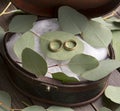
9, 15, 37, 32
105, 86, 120, 104
40, 31, 84, 60
0, 91, 11, 111
81, 60, 120, 81
112, 31, 120, 60
68, 54, 99, 75
22, 48, 47, 77
22, 105, 46, 111
52, 72, 79, 83
14, 31, 34, 59
82, 20, 112, 48
58, 6, 88, 34
47, 106, 74, 111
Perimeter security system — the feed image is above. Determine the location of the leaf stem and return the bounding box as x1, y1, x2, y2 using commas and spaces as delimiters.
48, 64, 67, 68
22, 101, 30, 107
0, 2, 12, 16
3, 10, 23, 15
103, 11, 116, 20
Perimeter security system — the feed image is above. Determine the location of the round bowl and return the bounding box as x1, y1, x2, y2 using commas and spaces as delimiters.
11, 0, 120, 17
0, 32, 115, 107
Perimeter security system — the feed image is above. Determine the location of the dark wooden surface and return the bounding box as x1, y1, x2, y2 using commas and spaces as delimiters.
0, 1, 120, 111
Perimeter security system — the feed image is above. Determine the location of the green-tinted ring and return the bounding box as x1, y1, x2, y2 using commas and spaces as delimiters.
48, 39, 63, 52
64, 40, 77, 51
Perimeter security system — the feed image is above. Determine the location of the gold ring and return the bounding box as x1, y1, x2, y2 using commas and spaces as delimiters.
48, 39, 63, 52
64, 40, 77, 51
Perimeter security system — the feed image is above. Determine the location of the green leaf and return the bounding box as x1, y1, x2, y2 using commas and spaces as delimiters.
106, 17, 120, 23
105, 17, 120, 30
52, 72, 79, 83
82, 20, 112, 48
68, 54, 99, 75
40, 31, 84, 60
0, 91, 11, 111
47, 106, 74, 111
81, 60, 120, 81
58, 6, 88, 34
92, 17, 109, 26
105, 86, 120, 104
14, 31, 35, 59
0, 27, 5, 37
112, 31, 120, 60
22, 105, 46, 111
99, 107, 112, 111
106, 22, 120, 31
22, 48, 47, 77
9, 15, 37, 32
116, 106, 120, 111
92, 17, 115, 31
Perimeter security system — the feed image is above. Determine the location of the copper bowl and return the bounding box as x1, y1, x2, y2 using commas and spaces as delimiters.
11, 0, 120, 17
0, 32, 115, 107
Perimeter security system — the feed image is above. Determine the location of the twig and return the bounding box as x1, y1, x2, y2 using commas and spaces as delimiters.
0, 2, 12, 16
3, 10, 22, 15
22, 101, 30, 107
103, 11, 116, 20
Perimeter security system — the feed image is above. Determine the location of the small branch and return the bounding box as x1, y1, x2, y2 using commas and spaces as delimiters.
22, 101, 30, 107
0, 2, 12, 16
48, 64, 67, 68
3, 10, 23, 15
103, 11, 116, 20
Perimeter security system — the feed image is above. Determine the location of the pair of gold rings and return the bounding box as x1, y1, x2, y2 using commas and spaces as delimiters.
48, 39, 77, 52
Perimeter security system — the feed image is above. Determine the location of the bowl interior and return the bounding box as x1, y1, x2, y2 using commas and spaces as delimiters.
11, 0, 120, 17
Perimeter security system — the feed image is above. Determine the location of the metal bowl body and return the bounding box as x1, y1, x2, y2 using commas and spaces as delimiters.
0, 32, 115, 107
11, 0, 120, 17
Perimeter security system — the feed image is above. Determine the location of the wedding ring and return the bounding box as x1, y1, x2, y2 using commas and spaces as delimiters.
48, 40, 63, 52
64, 40, 77, 51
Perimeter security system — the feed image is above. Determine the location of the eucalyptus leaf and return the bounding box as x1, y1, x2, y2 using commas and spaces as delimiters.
92, 17, 114, 31
92, 17, 110, 26
116, 106, 120, 111
112, 31, 120, 60
105, 86, 120, 104
0, 27, 5, 37
47, 106, 74, 111
14, 31, 34, 59
52, 72, 79, 83
106, 22, 120, 31
105, 17, 120, 30
106, 17, 120, 23
99, 107, 112, 111
40, 31, 84, 60
68, 54, 99, 75
81, 60, 120, 81
0, 91, 11, 111
22, 105, 46, 111
22, 48, 47, 77
82, 20, 112, 48
58, 6, 88, 34
9, 15, 37, 32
